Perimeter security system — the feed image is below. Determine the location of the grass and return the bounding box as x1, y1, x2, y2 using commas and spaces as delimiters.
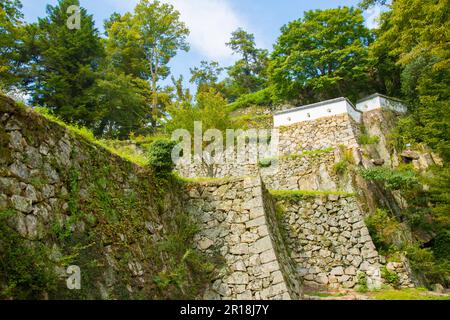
358, 133, 380, 145
269, 189, 355, 200
33, 107, 149, 166
370, 288, 450, 300
174, 174, 235, 185
307, 292, 346, 298
258, 147, 334, 167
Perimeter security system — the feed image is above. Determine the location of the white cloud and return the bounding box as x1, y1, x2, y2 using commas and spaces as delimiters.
102, 0, 247, 62
164, 0, 246, 62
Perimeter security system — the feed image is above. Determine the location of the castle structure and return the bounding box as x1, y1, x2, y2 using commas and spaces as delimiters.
178, 93, 416, 297
0, 93, 417, 300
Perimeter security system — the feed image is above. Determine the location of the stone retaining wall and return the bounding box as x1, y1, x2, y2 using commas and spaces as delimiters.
185, 176, 302, 300
278, 113, 360, 155
259, 151, 346, 192
275, 194, 383, 291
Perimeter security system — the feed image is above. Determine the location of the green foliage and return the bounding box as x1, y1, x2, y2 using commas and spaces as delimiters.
356, 272, 368, 293
165, 88, 234, 135
269, 6, 373, 103
189, 60, 223, 93
406, 245, 450, 287
225, 28, 268, 99
381, 266, 401, 289
0, 0, 24, 90
270, 189, 354, 201
152, 212, 220, 298
358, 134, 380, 145
365, 208, 403, 254
333, 160, 348, 175
372, 0, 450, 161
147, 139, 176, 174
258, 158, 274, 168
371, 287, 450, 300
227, 87, 274, 111
23, 0, 104, 126
134, 0, 190, 125
359, 166, 419, 191
0, 210, 58, 299
34, 106, 148, 166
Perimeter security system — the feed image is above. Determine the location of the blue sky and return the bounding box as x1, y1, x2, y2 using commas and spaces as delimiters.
19, 0, 382, 89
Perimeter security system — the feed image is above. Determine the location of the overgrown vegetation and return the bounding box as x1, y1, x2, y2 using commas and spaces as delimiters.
370, 287, 449, 300
0, 209, 58, 299
356, 272, 368, 293
147, 139, 176, 175
361, 164, 450, 287
270, 189, 354, 201
381, 266, 400, 289
358, 134, 380, 145
258, 147, 333, 167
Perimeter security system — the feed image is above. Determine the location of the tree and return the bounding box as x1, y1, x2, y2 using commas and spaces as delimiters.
92, 71, 152, 139
134, 0, 189, 127
165, 88, 235, 177
359, 0, 390, 10
225, 28, 268, 99
23, 0, 104, 126
372, 0, 449, 159
189, 60, 223, 93
103, 12, 148, 79
269, 7, 373, 103
0, 0, 24, 90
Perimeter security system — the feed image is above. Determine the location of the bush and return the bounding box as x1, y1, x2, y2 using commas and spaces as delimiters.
147, 139, 177, 174
365, 208, 403, 254
356, 272, 368, 293
0, 210, 58, 299
258, 158, 275, 168
359, 167, 419, 191
228, 87, 274, 111
406, 245, 450, 287
358, 134, 380, 145
381, 266, 401, 288
333, 160, 348, 175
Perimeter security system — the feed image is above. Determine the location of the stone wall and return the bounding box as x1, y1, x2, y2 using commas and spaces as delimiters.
278, 113, 360, 155
0, 95, 212, 299
275, 194, 383, 291
185, 176, 302, 300
259, 150, 349, 192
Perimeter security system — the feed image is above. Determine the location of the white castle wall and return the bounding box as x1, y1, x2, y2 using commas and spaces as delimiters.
356, 93, 407, 113
274, 97, 362, 127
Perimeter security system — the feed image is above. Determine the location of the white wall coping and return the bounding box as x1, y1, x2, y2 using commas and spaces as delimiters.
355, 93, 407, 113
273, 97, 362, 127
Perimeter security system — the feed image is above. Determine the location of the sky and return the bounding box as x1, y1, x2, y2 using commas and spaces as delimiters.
19, 0, 383, 89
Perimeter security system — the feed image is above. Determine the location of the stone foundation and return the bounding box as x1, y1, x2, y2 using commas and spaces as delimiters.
185, 176, 302, 300
278, 113, 360, 155
275, 194, 383, 291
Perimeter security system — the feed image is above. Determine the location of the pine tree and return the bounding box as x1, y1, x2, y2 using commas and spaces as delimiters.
24, 0, 104, 126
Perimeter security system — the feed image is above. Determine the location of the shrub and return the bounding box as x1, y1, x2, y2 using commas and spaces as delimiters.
228, 87, 274, 111
359, 167, 419, 191
356, 272, 368, 293
147, 139, 177, 174
0, 210, 58, 299
333, 160, 348, 175
258, 158, 275, 168
358, 134, 380, 145
365, 208, 403, 254
381, 266, 401, 288
406, 245, 449, 287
